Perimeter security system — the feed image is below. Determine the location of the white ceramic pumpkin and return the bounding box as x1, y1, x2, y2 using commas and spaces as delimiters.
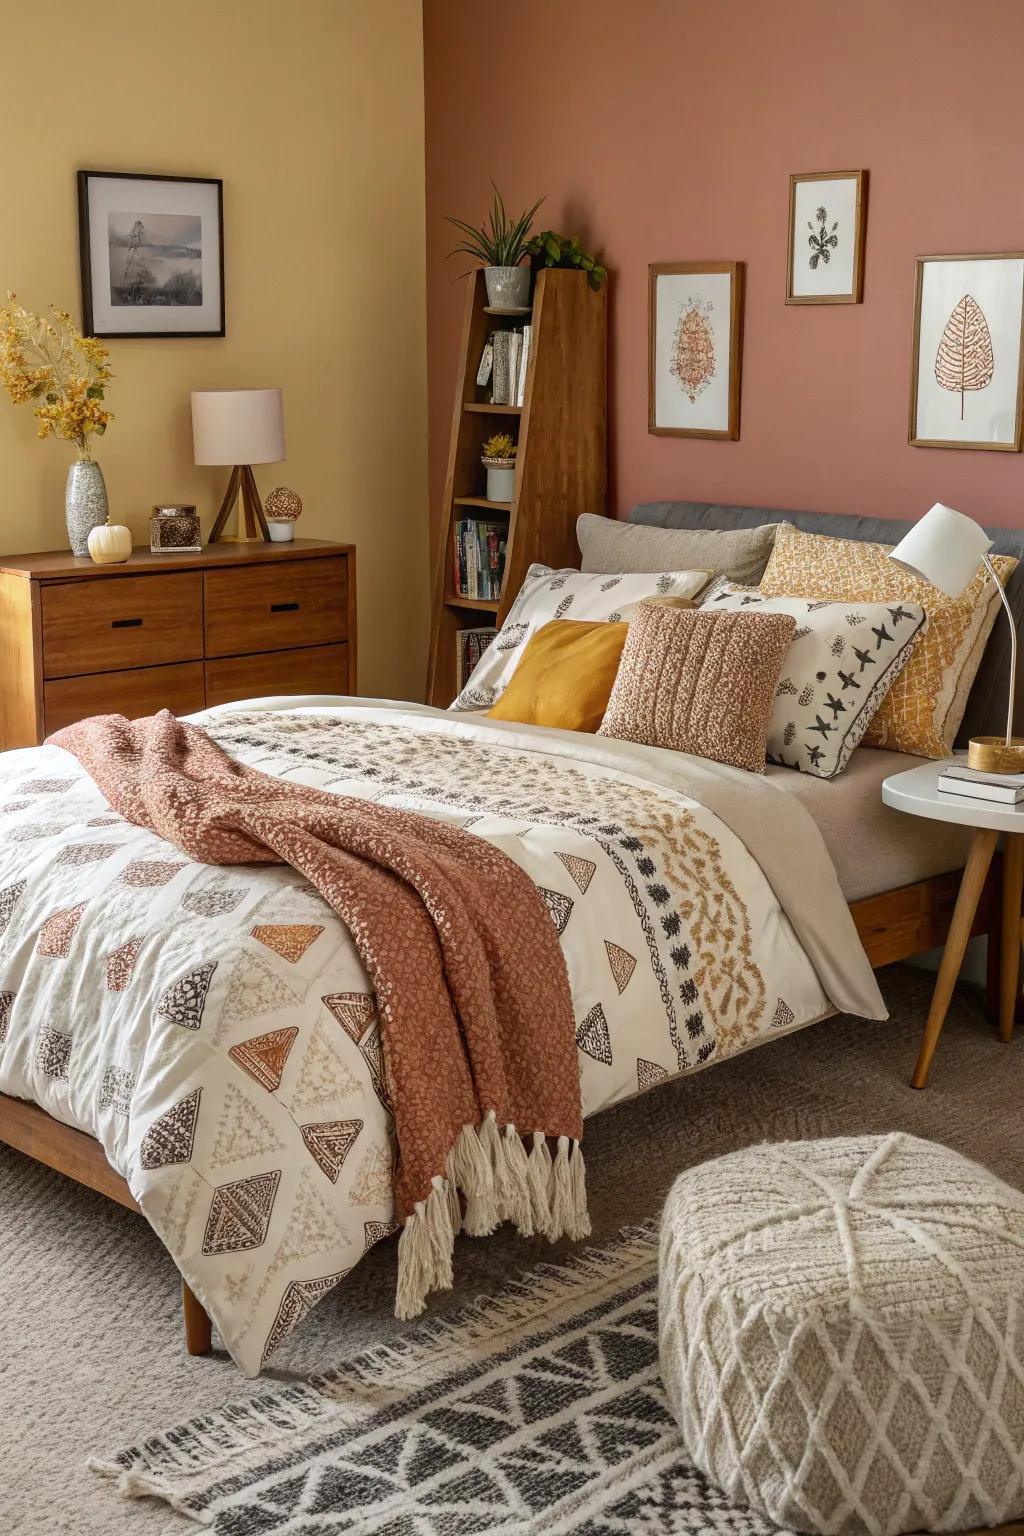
87, 522, 133, 565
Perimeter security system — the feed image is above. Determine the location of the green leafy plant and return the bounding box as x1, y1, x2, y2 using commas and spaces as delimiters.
481, 431, 517, 462
526, 231, 607, 290
446, 184, 545, 270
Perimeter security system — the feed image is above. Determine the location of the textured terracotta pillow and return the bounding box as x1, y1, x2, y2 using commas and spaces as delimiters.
598, 604, 796, 773
760, 523, 1017, 759
486, 619, 628, 732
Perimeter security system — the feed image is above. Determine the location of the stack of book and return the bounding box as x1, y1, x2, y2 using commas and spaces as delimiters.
937, 763, 1024, 805
488, 325, 532, 406
453, 520, 507, 601
456, 627, 496, 691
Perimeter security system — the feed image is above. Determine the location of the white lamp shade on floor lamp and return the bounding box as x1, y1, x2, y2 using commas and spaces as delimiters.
889, 502, 1020, 766
191, 388, 285, 467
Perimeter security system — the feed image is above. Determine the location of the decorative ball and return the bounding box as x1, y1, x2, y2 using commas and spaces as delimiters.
265, 486, 302, 522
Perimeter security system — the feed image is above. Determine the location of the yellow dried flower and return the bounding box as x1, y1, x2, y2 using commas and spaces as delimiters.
0, 293, 113, 456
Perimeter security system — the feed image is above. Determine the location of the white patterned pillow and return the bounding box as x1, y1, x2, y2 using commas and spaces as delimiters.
701, 582, 926, 778
451, 564, 711, 712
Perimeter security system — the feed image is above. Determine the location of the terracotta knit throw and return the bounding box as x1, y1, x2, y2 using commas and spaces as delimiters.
50, 711, 588, 1317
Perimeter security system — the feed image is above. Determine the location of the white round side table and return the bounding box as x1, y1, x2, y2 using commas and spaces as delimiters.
883, 758, 1023, 1087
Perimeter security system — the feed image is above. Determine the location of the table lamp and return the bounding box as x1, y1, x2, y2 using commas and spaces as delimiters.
888, 501, 1021, 771
191, 388, 285, 543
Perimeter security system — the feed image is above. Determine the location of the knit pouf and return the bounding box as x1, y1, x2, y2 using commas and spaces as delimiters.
659, 1133, 1024, 1535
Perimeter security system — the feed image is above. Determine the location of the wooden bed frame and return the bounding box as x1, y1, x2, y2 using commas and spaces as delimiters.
0, 862, 1006, 1357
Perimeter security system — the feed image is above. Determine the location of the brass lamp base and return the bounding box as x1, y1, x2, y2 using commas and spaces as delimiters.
967, 735, 1024, 773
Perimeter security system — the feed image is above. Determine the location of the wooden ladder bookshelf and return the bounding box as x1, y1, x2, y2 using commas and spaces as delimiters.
426, 267, 607, 706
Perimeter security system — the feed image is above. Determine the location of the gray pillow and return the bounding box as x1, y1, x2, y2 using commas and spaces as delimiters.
577, 512, 782, 586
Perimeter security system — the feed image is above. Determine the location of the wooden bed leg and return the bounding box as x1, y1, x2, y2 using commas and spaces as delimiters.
183, 1279, 213, 1356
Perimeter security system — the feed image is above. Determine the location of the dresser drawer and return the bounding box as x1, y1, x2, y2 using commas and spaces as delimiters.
204, 644, 350, 707
204, 557, 348, 658
43, 661, 207, 735
42, 573, 204, 679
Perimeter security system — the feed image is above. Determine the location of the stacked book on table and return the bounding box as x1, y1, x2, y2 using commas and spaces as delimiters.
937, 763, 1024, 805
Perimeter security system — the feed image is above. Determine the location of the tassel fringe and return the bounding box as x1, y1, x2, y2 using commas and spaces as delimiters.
395, 1112, 590, 1321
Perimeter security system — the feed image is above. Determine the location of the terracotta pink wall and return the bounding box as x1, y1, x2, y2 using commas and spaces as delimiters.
424, 0, 1024, 541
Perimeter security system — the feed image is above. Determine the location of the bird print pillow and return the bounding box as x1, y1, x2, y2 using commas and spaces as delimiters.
701, 582, 926, 778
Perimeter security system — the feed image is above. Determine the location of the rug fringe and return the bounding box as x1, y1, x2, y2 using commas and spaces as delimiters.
395, 1115, 592, 1320
90, 1223, 657, 1512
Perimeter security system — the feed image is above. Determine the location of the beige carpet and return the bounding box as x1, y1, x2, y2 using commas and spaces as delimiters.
2, 964, 1023, 1536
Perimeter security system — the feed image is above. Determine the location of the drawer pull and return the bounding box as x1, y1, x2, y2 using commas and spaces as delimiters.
270, 601, 300, 613
112, 617, 143, 629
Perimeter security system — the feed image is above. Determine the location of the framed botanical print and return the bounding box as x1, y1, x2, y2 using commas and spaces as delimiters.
77, 170, 225, 338
648, 261, 744, 440
909, 254, 1024, 451
786, 171, 867, 304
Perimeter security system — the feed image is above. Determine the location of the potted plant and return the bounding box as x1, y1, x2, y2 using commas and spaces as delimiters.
526, 230, 608, 290
446, 185, 544, 310
0, 293, 115, 556
481, 432, 516, 502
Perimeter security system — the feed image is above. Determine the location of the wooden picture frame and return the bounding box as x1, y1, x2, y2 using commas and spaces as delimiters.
909, 253, 1024, 452
648, 261, 743, 440
786, 170, 867, 305
77, 170, 225, 339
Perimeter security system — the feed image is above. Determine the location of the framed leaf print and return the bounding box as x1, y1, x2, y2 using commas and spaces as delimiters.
786, 171, 867, 304
648, 261, 744, 440
910, 254, 1024, 451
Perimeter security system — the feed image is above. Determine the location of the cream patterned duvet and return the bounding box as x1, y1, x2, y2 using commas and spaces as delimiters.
0, 698, 884, 1375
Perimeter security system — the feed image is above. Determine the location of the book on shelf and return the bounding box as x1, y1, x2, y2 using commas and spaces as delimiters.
456, 626, 497, 692
484, 320, 532, 405
937, 763, 1024, 804
452, 519, 507, 601
516, 324, 531, 406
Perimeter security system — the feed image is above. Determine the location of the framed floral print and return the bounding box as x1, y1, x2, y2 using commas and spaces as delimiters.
648, 261, 744, 440
77, 170, 225, 338
909, 253, 1024, 451
786, 171, 867, 305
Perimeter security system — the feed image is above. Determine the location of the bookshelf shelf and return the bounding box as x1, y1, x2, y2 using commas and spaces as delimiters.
427, 268, 607, 707
453, 496, 511, 512
445, 596, 499, 613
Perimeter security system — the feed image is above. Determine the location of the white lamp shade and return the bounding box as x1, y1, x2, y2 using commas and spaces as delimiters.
887, 502, 992, 597
191, 388, 285, 466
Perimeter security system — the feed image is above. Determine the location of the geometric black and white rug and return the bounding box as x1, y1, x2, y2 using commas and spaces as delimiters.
93, 1225, 789, 1533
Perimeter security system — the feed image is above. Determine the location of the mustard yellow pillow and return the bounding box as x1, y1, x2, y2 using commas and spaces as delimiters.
760, 523, 1017, 759
486, 618, 629, 733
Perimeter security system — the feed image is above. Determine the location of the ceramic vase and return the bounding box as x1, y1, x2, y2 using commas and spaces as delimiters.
267, 519, 295, 543
484, 461, 516, 501
484, 265, 530, 310
66, 459, 109, 557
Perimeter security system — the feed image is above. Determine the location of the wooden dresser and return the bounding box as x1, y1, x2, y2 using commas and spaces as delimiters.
0, 539, 356, 749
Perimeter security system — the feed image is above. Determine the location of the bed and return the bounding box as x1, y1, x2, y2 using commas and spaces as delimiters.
1, 502, 1020, 1373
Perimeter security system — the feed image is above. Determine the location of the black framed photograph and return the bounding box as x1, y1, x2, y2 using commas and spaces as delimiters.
77, 170, 224, 338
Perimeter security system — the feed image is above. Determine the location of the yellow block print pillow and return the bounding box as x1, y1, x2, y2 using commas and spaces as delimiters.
759, 523, 1017, 759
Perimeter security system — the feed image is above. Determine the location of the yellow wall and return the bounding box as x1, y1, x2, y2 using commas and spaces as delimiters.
0, 0, 428, 701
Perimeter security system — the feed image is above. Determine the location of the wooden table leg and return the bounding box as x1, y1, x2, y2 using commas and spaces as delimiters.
183, 1279, 213, 1356
912, 827, 998, 1089
1001, 834, 1024, 1043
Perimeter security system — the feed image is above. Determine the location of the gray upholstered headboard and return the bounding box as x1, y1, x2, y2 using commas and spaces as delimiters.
629, 500, 1024, 750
